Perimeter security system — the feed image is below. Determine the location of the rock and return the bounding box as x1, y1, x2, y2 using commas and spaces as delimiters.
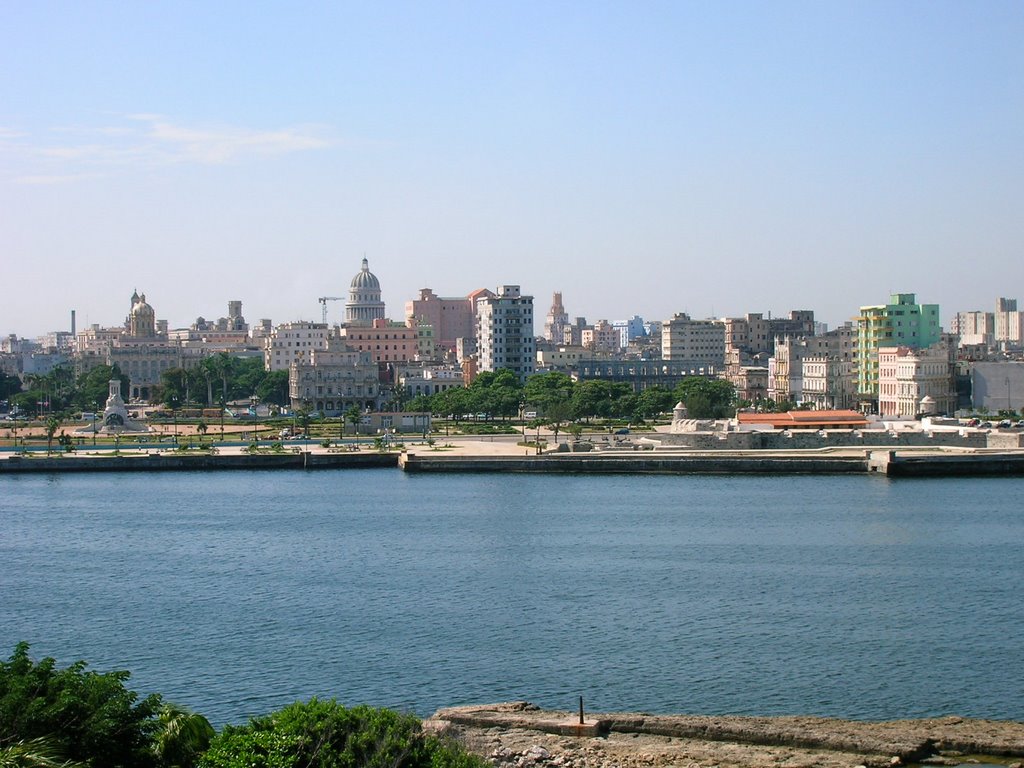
524, 746, 551, 762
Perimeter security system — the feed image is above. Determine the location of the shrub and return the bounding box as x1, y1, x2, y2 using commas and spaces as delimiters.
0, 642, 162, 768
198, 699, 484, 768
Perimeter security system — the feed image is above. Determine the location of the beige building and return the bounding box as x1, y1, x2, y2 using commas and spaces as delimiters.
536, 345, 592, 372
802, 357, 856, 410
877, 342, 955, 418
723, 311, 815, 357
725, 366, 769, 403
995, 297, 1023, 348
582, 319, 620, 353
661, 313, 725, 366
289, 341, 382, 415
951, 310, 994, 348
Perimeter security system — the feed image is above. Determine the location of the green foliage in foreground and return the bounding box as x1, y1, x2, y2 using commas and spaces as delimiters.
198, 699, 484, 768
1, 646, 482, 768
0, 642, 161, 768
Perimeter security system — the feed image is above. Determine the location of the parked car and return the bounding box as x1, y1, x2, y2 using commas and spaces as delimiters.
998, 420, 1012, 428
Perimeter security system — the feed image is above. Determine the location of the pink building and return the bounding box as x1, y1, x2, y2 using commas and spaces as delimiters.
404, 287, 493, 354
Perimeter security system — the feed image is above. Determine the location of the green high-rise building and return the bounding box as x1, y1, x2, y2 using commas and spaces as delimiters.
856, 293, 941, 401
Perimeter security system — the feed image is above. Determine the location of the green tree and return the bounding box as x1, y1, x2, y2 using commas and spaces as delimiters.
152, 703, 214, 768
0, 372, 22, 401
0, 643, 162, 768
404, 394, 434, 413
198, 699, 483, 768
255, 370, 289, 407
158, 368, 190, 409
634, 387, 675, 421
523, 371, 574, 413
44, 417, 60, 455
545, 400, 572, 443
673, 377, 736, 419
0, 735, 86, 767
344, 405, 362, 436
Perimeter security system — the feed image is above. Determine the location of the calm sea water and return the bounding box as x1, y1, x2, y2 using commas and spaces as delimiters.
2, 470, 1022, 726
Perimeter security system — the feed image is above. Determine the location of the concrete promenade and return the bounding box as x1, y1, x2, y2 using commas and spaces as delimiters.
3, 433, 1024, 476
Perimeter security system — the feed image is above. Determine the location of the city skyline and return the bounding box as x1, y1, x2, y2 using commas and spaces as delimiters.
3, 2, 1023, 337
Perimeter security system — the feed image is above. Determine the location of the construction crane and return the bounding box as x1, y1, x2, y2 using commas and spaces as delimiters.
318, 296, 345, 324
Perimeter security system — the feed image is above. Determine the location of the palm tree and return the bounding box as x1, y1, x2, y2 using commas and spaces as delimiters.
45, 416, 60, 456
0, 736, 84, 767
151, 703, 214, 768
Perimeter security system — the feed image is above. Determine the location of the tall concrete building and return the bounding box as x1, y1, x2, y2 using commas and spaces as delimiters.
476, 285, 535, 383
951, 310, 995, 347
995, 297, 1023, 348
661, 313, 725, 368
346, 258, 386, 326
544, 292, 569, 343
855, 293, 941, 403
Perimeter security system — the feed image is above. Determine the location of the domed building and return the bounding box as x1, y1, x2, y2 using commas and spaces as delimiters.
345, 258, 386, 326
126, 290, 156, 338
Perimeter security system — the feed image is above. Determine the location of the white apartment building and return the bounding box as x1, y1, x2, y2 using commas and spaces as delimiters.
951, 310, 995, 347
661, 314, 725, 367
399, 366, 465, 397
265, 322, 329, 371
476, 285, 535, 383
995, 297, 1023, 348
877, 342, 955, 418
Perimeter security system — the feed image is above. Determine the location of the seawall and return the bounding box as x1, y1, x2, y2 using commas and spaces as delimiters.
0, 451, 399, 473
398, 452, 868, 474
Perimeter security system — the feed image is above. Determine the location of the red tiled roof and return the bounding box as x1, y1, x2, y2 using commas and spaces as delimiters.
737, 410, 868, 429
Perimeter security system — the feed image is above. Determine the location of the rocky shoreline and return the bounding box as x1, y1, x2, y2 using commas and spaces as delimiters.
425, 702, 1024, 768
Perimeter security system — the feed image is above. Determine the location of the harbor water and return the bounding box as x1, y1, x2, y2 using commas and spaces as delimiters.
2, 470, 1022, 726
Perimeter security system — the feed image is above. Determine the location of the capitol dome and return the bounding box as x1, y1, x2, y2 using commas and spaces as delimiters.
345, 258, 386, 326
350, 258, 381, 290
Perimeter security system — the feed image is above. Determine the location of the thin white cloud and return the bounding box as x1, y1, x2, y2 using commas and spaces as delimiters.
15, 173, 99, 185
136, 115, 331, 163
3, 115, 334, 184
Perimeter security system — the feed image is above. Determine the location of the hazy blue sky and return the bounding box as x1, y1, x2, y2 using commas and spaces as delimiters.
3, 1, 1022, 337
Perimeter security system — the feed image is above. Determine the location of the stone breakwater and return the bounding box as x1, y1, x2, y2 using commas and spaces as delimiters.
425, 702, 1024, 768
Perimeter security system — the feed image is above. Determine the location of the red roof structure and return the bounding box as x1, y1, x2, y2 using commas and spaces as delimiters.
737, 409, 869, 430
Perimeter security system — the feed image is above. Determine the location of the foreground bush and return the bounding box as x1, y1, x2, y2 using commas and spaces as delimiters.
198, 699, 483, 768
0, 642, 161, 768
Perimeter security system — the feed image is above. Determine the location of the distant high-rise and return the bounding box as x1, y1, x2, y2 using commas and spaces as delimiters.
476, 285, 535, 383
544, 292, 569, 343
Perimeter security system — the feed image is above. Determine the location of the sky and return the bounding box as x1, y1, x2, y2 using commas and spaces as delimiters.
2, 1, 1023, 338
